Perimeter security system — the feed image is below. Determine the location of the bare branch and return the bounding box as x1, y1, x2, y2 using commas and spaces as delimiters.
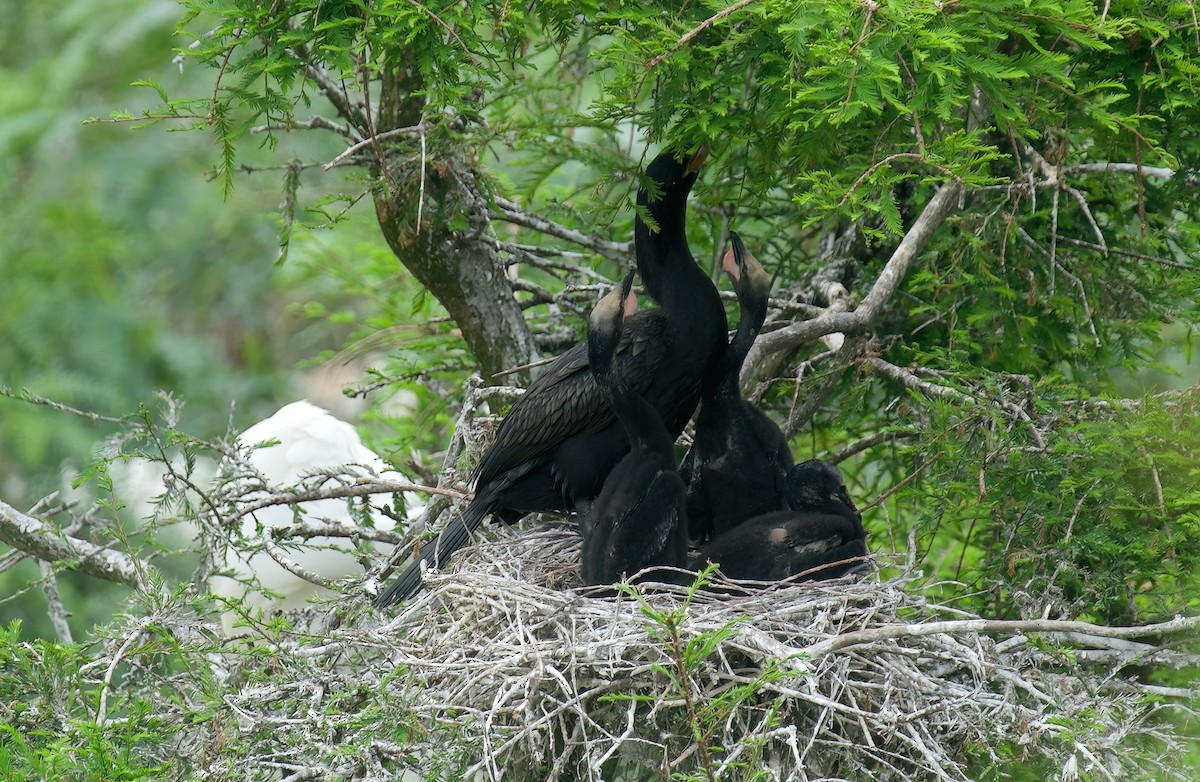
858, 182, 964, 316
862, 356, 977, 406
96, 619, 149, 725
0, 500, 160, 592
803, 613, 1200, 660
827, 430, 919, 464
39, 560, 74, 644
3, 387, 128, 425
294, 45, 370, 132
742, 182, 963, 383
1064, 184, 1107, 252
863, 356, 1046, 449
1054, 234, 1200, 272
1062, 162, 1178, 180
1017, 228, 1102, 347
783, 359, 850, 439
323, 122, 424, 171
261, 526, 339, 590
492, 196, 633, 262
217, 478, 465, 527
645, 0, 759, 70
250, 115, 360, 141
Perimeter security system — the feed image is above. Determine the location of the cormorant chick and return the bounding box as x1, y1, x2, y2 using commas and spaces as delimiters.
582, 270, 689, 586
682, 232, 792, 542
693, 459, 867, 581
378, 148, 725, 607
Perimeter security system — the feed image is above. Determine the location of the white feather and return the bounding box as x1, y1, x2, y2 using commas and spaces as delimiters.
211, 400, 419, 635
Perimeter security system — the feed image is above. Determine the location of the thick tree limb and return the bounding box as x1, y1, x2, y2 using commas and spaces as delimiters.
375, 150, 539, 380
857, 183, 963, 315
0, 500, 158, 592
370, 64, 539, 381
742, 182, 963, 384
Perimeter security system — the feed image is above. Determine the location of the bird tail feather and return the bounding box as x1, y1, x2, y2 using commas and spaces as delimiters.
376, 498, 491, 608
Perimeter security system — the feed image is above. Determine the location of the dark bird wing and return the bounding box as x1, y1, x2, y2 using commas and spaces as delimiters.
695, 508, 866, 582
584, 457, 688, 584
472, 310, 670, 489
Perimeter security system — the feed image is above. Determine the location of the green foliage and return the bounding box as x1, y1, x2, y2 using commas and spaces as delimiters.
922, 386, 1200, 622
610, 573, 792, 781
0, 621, 174, 780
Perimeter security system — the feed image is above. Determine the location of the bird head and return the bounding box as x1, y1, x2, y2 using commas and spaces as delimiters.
637, 146, 709, 227
786, 459, 859, 517
722, 231, 773, 341
725, 232, 771, 295
588, 269, 637, 375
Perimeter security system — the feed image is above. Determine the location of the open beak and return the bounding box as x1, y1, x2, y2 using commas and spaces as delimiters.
724, 231, 747, 283
685, 145, 710, 175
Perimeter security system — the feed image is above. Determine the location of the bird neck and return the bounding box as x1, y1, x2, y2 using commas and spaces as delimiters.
636, 239, 727, 347
705, 289, 766, 400
634, 217, 685, 304
597, 360, 676, 457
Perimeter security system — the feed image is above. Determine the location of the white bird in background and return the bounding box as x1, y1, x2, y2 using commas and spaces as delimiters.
211, 400, 418, 635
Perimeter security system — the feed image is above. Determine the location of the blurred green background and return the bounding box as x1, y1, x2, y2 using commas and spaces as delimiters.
0, 0, 441, 636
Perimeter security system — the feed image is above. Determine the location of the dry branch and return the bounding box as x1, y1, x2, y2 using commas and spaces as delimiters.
215, 476, 464, 527
742, 182, 963, 384
492, 196, 633, 262
0, 498, 160, 593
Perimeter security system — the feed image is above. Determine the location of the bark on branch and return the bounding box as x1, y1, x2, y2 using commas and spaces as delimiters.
803, 613, 1200, 661
371, 66, 539, 382
0, 499, 159, 592
492, 197, 633, 262
742, 182, 963, 384
218, 479, 465, 527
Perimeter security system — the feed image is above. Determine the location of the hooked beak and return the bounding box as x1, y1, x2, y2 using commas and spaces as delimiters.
723, 230, 746, 283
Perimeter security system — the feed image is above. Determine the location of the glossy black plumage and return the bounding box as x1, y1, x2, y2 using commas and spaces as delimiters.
581, 271, 689, 586
682, 232, 793, 542
692, 459, 867, 581
378, 149, 725, 607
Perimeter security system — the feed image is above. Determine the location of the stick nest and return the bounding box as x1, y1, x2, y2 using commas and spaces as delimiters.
356, 527, 1191, 782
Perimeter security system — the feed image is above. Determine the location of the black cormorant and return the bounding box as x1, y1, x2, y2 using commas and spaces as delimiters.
682, 232, 793, 542
378, 149, 726, 607
693, 459, 867, 581
581, 270, 689, 586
